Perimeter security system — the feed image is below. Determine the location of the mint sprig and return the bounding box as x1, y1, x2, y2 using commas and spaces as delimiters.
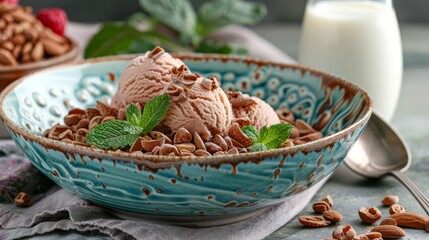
86, 94, 170, 149
242, 123, 293, 152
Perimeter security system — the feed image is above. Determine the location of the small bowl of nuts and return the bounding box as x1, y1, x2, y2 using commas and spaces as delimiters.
0, 49, 372, 227
0, 3, 78, 91
0, 3, 78, 138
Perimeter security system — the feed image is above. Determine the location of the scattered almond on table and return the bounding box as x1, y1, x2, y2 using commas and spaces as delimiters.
300, 194, 429, 239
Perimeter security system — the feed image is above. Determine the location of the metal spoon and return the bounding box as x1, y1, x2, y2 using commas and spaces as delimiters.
345, 111, 429, 215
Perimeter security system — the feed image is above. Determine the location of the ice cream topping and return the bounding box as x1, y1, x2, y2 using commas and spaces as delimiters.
44, 46, 323, 156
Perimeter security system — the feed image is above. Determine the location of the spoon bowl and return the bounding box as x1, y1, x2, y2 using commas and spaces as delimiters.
345, 111, 411, 178
346, 111, 429, 215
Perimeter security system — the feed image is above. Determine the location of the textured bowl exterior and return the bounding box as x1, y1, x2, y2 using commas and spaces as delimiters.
0, 54, 372, 220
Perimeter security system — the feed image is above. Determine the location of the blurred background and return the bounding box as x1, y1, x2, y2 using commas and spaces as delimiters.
20, 0, 429, 23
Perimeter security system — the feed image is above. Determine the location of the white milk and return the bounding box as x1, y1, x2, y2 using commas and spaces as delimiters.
299, 1, 402, 120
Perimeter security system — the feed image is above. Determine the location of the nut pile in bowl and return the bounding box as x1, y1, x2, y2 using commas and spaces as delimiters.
44, 46, 323, 156
0, 3, 71, 66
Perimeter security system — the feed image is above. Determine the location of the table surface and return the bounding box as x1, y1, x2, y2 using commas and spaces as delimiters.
251, 24, 429, 239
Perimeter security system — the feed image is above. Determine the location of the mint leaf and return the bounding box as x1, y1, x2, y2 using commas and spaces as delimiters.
259, 126, 269, 142
262, 123, 293, 149
84, 22, 188, 58
126, 103, 142, 126
251, 143, 267, 152
242, 125, 259, 143
197, 0, 266, 37
86, 120, 143, 149
140, 0, 196, 39
140, 94, 170, 133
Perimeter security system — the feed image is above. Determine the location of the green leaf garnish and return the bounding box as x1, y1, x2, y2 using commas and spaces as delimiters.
86, 95, 170, 149
263, 123, 293, 149
197, 0, 267, 38
251, 143, 267, 152
242, 123, 293, 152
242, 125, 259, 143
86, 120, 143, 149
126, 103, 142, 126
140, 0, 196, 39
140, 94, 170, 133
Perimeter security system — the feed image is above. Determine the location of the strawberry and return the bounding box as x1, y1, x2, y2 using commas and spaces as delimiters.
36, 8, 68, 36
0, 0, 19, 5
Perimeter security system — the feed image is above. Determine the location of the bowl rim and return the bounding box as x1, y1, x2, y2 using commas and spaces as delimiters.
0, 53, 373, 166
0, 37, 78, 73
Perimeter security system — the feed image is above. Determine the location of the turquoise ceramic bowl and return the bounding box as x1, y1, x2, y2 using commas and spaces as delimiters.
0, 54, 372, 227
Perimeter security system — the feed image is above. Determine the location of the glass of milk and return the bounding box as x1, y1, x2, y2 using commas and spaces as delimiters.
299, 0, 402, 121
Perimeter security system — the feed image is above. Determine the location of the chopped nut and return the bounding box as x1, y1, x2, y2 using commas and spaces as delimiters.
211, 134, 228, 151
228, 123, 252, 147
15, 192, 32, 207
332, 225, 356, 240
63, 114, 82, 126
194, 149, 211, 156
321, 194, 334, 207
313, 201, 331, 213
159, 144, 180, 156
96, 101, 118, 118
150, 131, 172, 144
389, 204, 405, 215
174, 127, 192, 144
381, 195, 399, 206
205, 142, 223, 153
359, 207, 382, 224
142, 138, 165, 152
227, 148, 239, 155
175, 143, 196, 153
130, 137, 145, 152
193, 132, 206, 150
298, 215, 331, 228
89, 116, 102, 130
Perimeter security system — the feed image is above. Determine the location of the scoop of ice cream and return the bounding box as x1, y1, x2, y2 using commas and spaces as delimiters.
111, 46, 188, 109
228, 92, 280, 130
112, 46, 233, 141
163, 74, 233, 141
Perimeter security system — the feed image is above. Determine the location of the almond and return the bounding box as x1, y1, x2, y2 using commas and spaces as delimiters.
15, 192, 33, 207
371, 225, 405, 238
389, 203, 405, 215
323, 210, 343, 223
30, 41, 43, 61
381, 195, 399, 206
359, 207, 382, 224
175, 143, 196, 153
380, 217, 397, 226
361, 232, 383, 239
21, 41, 33, 54
142, 138, 165, 152
299, 215, 331, 228
332, 225, 356, 240
1, 40, 14, 51
313, 201, 331, 213
41, 38, 68, 56
0, 48, 17, 65
228, 123, 252, 147
321, 194, 334, 207
391, 212, 429, 229
96, 101, 118, 118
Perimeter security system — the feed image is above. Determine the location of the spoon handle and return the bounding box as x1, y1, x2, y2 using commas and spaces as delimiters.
391, 170, 429, 215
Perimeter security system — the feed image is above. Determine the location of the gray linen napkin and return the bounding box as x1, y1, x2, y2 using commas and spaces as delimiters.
0, 24, 326, 240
